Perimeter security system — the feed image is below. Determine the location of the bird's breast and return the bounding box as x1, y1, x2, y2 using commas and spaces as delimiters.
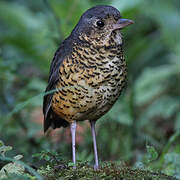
91, 53, 127, 118
52, 44, 127, 122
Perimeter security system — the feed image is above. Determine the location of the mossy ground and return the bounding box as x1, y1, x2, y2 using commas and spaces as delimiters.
0, 142, 178, 180
38, 161, 176, 180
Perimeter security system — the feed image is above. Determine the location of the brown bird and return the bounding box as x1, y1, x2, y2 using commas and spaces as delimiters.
43, 5, 134, 170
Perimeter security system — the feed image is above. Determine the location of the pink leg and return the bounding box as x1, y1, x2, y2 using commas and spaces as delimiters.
70, 121, 77, 169
90, 121, 99, 170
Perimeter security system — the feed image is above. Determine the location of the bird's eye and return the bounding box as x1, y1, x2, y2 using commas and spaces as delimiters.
96, 20, 104, 28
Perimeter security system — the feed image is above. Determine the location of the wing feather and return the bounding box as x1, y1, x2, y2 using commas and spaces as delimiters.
43, 38, 73, 132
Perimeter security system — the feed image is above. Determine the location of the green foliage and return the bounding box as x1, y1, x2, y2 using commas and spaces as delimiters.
0, 140, 178, 179
0, 140, 12, 157
38, 160, 176, 180
0, 140, 43, 180
144, 145, 158, 165
0, 0, 180, 179
32, 149, 177, 179
33, 150, 65, 166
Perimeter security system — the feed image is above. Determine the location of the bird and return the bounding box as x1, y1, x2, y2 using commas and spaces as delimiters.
43, 5, 134, 170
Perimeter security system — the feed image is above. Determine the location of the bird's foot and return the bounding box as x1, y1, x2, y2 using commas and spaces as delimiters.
93, 164, 99, 171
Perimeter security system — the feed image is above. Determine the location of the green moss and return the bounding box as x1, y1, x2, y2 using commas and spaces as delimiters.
1, 141, 177, 179
38, 161, 176, 180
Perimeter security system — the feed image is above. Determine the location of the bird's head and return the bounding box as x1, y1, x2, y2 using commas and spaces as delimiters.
72, 5, 134, 46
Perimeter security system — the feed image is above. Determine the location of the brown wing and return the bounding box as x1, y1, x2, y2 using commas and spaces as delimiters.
43, 38, 73, 132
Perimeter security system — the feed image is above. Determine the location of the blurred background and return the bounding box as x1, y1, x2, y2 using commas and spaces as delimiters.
0, 0, 180, 177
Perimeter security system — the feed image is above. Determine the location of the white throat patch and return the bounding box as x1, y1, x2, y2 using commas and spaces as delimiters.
114, 31, 123, 45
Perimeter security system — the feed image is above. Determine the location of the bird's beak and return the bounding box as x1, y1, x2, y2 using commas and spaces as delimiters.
113, 18, 134, 30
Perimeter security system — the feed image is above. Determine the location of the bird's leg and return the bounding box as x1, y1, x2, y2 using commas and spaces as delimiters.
90, 120, 99, 170
70, 121, 77, 169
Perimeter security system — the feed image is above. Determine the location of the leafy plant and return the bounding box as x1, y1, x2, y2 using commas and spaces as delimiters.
0, 140, 42, 180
